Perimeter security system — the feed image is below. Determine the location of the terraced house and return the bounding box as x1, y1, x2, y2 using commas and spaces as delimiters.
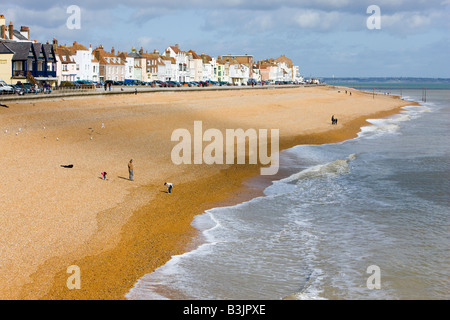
0, 41, 56, 85
165, 44, 189, 83
93, 45, 125, 82
55, 41, 77, 83
127, 47, 147, 82
0, 14, 57, 85
141, 49, 160, 82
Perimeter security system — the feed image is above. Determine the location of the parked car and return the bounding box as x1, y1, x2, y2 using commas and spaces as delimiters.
218, 81, 230, 86
167, 81, 181, 87
60, 81, 82, 88
198, 81, 209, 87
9, 84, 25, 95
153, 80, 167, 87
0, 79, 14, 94
188, 81, 200, 87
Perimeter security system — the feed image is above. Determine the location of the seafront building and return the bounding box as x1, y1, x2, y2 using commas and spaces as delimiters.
55, 43, 77, 83
0, 13, 303, 86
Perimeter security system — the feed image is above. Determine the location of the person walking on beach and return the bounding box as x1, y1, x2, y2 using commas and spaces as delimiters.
101, 171, 107, 180
128, 159, 134, 181
164, 182, 173, 194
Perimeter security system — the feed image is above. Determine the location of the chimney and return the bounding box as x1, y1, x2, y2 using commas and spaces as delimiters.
1, 25, 5, 39
175, 44, 179, 49
139, 47, 143, 55
9, 21, 13, 40
0, 15, 5, 27
52, 38, 58, 52
154, 49, 159, 55
111, 46, 115, 54
20, 26, 29, 40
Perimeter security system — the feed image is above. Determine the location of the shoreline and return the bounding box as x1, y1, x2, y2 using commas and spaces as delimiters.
0, 85, 417, 299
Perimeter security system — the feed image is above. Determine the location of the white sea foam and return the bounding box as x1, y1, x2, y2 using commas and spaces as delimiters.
356, 104, 433, 139
279, 153, 356, 183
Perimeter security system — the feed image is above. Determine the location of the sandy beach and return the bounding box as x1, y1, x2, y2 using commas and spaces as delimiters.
0, 85, 416, 299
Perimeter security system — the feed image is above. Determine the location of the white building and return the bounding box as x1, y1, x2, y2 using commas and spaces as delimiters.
201, 53, 217, 82
187, 50, 203, 82
69, 41, 99, 82
122, 53, 135, 80
165, 44, 189, 82
229, 63, 250, 85
159, 55, 176, 81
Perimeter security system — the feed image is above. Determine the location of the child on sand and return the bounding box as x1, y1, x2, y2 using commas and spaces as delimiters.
101, 172, 107, 180
164, 182, 173, 194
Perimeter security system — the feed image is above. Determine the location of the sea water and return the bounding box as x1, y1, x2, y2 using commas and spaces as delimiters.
126, 84, 449, 300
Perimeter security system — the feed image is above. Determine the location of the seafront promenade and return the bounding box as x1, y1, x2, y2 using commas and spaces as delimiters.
0, 84, 313, 102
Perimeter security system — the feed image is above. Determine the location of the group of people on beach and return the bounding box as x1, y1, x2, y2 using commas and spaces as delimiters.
331, 115, 338, 125
100, 159, 174, 193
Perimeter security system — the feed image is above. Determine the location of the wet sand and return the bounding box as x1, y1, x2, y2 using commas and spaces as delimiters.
0, 86, 416, 299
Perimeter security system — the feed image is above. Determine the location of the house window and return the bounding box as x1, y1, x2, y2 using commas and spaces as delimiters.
13, 61, 24, 71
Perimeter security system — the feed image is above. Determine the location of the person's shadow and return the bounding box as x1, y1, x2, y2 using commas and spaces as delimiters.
118, 176, 132, 180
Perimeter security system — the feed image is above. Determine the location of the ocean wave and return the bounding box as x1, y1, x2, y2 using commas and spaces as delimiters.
356, 103, 431, 139
279, 153, 356, 183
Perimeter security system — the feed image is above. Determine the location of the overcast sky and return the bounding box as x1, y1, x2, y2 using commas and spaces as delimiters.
2, 0, 449, 77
